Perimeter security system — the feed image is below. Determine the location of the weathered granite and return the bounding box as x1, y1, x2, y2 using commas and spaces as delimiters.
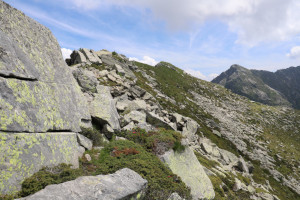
160, 147, 215, 200
17, 168, 148, 200
0, 132, 83, 194
89, 85, 121, 130
0, 1, 90, 133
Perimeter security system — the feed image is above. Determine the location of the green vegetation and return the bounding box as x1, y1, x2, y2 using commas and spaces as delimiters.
20, 164, 83, 197
8, 129, 191, 200
208, 174, 252, 200
89, 140, 191, 200
80, 127, 105, 146
194, 151, 220, 170
116, 128, 185, 155
236, 172, 251, 186
133, 60, 300, 199
251, 160, 300, 200
133, 61, 241, 157
1, 164, 84, 199
84, 63, 106, 71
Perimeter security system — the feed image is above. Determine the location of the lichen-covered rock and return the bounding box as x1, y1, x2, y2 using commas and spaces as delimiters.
72, 68, 98, 93
146, 112, 176, 130
182, 118, 199, 143
123, 110, 146, 125
77, 133, 93, 150
81, 48, 102, 64
168, 193, 185, 200
0, 132, 83, 194
17, 168, 148, 200
160, 147, 215, 200
114, 64, 126, 76
0, 1, 90, 133
89, 85, 120, 130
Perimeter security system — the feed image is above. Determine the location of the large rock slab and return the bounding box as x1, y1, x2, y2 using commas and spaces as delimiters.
146, 112, 176, 130
160, 147, 215, 200
72, 68, 98, 93
0, 1, 90, 133
17, 168, 148, 200
0, 77, 90, 132
89, 85, 121, 130
182, 118, 199, 143
80, 48, 102, 64
0, 132, 83, 194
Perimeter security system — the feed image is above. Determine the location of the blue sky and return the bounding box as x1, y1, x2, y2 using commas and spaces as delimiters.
5, 0, 300, 80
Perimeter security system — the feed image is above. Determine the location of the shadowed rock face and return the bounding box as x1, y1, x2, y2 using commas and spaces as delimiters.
212, 64, 300, 109
0, 0, 90, 194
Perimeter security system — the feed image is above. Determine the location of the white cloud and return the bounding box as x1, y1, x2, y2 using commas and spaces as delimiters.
61, 48, 73, 59
61, 0, 300, 46
129, 56, 158, 66
208, 73, 219, 80
184, 69, 218, 81
287, 46, 300, 59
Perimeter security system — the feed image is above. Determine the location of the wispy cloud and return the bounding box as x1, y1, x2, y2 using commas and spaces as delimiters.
287, 46, 300, 59
184, 69, 219, 81
129, 56, 158, 66
56, 0, 300, 46
61, 48, 73, 59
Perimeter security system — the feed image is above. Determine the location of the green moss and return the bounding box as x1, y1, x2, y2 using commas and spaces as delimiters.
255, 187, 268, 194
208, 174, 252, 200
236, 172, 251, 186
194, 151, 220, 170
80, 127, 104, 146
116, 128, 184, 155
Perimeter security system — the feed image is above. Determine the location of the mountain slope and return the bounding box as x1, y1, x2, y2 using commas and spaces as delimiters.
252, 66, 300, 109
129, 60, 300, 199
212, 65, 291, 107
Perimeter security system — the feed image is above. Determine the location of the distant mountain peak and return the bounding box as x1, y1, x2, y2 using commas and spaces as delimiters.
212, 65, 300, 108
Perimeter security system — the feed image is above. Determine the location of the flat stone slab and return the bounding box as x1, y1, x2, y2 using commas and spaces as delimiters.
17, 168, 148, 200
160, 147, 215, 200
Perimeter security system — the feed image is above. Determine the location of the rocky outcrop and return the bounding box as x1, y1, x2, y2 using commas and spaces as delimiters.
160, 147, 215, 200
89, 85, 120, 131
0, 1, 90, 194
17, 168, 148, 200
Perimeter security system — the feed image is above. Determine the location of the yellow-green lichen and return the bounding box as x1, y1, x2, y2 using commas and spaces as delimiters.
0, 132, 79, 194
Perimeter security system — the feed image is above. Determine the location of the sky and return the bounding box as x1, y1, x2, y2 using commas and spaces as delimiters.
5, 0, 300, 81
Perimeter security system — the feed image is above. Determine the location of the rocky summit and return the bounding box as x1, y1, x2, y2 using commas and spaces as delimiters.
212, 64, 300, 109
0, 1, 300, 200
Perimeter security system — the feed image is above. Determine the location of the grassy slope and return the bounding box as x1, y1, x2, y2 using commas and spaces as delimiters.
134, 61, 300, 200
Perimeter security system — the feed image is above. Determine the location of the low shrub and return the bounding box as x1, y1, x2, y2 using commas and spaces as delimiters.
116, 128, 185, 155
19, 164, 83, 197
80, 127, 104, 146
90, 140, 192, 200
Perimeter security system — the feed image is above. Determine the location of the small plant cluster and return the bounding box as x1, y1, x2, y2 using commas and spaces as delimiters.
91, 140, 192, 200
117, 128, 185, 155
111, 146, 139, 157
80, 127, 104, 146
3, 164, 84, 199
14, 136, 191, 200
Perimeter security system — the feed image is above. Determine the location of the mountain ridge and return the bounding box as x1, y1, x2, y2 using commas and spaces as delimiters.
1, 1, 300, 200
212, 64, 300, 109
